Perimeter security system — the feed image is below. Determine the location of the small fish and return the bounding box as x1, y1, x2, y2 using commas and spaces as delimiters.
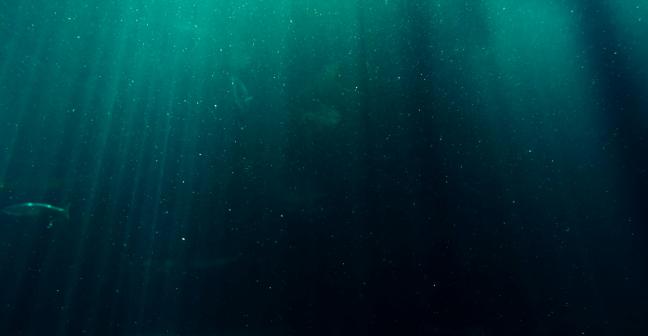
231, 76, 253, 112
2, 202, 70, 220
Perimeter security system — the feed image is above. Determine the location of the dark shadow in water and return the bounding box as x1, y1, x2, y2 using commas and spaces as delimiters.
571, 1, 648, 334
576, 1, 648, 222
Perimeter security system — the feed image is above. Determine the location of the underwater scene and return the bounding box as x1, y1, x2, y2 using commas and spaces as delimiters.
1, 0, 647, 335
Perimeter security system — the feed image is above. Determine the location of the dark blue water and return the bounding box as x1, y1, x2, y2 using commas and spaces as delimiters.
1, 1, 647, 335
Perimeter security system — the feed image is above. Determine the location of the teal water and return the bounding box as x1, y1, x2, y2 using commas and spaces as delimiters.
1, 1, 647, 335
